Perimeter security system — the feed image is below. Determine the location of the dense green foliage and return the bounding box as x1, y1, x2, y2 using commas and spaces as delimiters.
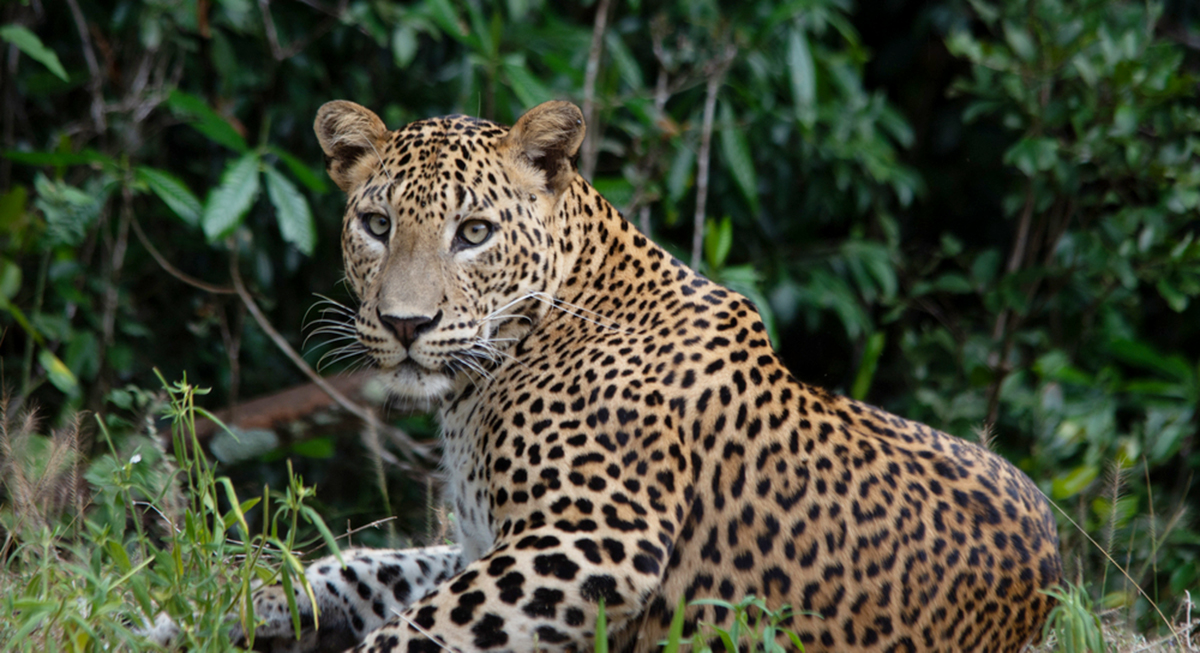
2, 0, 1199, 646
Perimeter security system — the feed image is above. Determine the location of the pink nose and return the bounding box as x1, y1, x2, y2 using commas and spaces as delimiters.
377, 309, 442, 349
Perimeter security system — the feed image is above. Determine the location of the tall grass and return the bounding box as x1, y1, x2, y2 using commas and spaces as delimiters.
0, 374, 335, 651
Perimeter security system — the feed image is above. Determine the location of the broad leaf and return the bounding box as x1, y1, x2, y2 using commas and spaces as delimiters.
1, 148, 112, 167
167, 89, 250, 153
704, 216, 733, 271
264, 166, 316, 255
137, 166, 201, 226
605, 32, 644, 90
502, 59, 553, 109
787, 27, 816, 123
269, 146, 328, 193
39, 348, 79, 395
718, 102, 759, 215
1003, 137, 1059, 176
0, 25, 68, 81
202, 154, 261, 242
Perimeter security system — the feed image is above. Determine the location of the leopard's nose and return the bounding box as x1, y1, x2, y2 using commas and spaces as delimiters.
378, 309, 442, 349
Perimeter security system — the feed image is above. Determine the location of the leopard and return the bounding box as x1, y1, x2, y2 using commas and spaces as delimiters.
242, 99, 1063, 653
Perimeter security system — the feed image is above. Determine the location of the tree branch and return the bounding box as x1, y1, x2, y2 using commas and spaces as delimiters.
690, 44, 736, 271
131, 216, 236, 294
229, 250, 434, 464
64, 0, 106, 136
579, 0, 612, 181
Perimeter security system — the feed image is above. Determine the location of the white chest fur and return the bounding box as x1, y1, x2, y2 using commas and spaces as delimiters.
437, 412, 494, 564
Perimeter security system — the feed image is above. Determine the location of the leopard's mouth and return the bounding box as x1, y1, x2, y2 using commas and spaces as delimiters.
375, 358, 456, 407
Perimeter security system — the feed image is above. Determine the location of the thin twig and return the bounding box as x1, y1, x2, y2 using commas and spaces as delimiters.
262, 0, 349, 61
335, 516, 398, 542
690, 44, 736, 271
579, 0, 612, 180
99, 186, 133, 376
1005, 180, 1037, 275
258, 0, 285, 60
64, 0, 106, 135
131, 216, 236, 294
984, 179, 1037, 425
228, 252, 433, 465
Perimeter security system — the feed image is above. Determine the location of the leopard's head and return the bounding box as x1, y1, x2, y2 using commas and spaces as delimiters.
315, 101, 585, 406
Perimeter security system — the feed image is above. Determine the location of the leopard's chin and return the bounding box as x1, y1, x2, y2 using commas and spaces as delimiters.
377, 360, 455, 411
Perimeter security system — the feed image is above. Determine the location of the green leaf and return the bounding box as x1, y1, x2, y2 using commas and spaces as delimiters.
264, 166, 316, 255
1002, 22, 1036, 62
1157, 279, 1190, 312
425, 0, 474, 47
392, 24, 419, 69
704, 216, 733, 271
850, 332, 886, 400
0, 258, 21, 301
787, 27, 816, 123
502, 59, 553, 109
167, 89, 249, 152
666, 145, 695, 206
299, 505, 343, 565
1051, 464, 1098, 499
0, 25, 68, 81
137, 166, 202, 226
661, 595, 688, 653
1144, 407, 1192, 464
718, 102, 759, 215
269, 146, 328, 193
106, 539, 133, 574
0, 186, 27, 234
217, 477, 252, 536
291, 436, 335, 459
1, 148, 113, 167
594, 597, 609, 653
1108, 339, 1193, 382
605, 32, 644, 90
202, 153, 261, 242
1003, 137, 1059, 176
39, 348, 79, 395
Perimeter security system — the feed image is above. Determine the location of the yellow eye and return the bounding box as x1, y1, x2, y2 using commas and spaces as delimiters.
458, 219, 493, 246
363, 213, 390, 238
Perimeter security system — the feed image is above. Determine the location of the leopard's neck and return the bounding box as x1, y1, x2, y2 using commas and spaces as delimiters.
552, 176, 692, 321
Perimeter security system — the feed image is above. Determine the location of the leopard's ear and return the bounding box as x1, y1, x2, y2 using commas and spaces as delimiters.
314, 101, 388, 192
504, 101, 585, 196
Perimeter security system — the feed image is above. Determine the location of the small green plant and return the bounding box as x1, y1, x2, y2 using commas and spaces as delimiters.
655, 595, 809, 653
1040, 582, 1109, 653
0, 374, 338, 651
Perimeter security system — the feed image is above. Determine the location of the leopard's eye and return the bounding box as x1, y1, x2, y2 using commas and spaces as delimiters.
362, 213, 390, 239
457, 219, 493, 247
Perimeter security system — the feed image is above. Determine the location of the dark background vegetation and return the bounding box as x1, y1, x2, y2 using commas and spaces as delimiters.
2, 0, 1199, 637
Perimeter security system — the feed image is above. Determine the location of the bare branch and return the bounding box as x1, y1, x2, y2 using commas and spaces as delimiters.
228, 251, 434, 464
259, 0, 285, 61
690, 44, 736, 271
64, 0, 106, 135
579, 0, 612, 180
985, 180, 1036, 426
98, 185, 134, 378
131, 216, 236, 294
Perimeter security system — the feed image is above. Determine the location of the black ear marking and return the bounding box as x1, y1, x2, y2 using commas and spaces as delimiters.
505, 101, 586, 196
314, 101, 389, 192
